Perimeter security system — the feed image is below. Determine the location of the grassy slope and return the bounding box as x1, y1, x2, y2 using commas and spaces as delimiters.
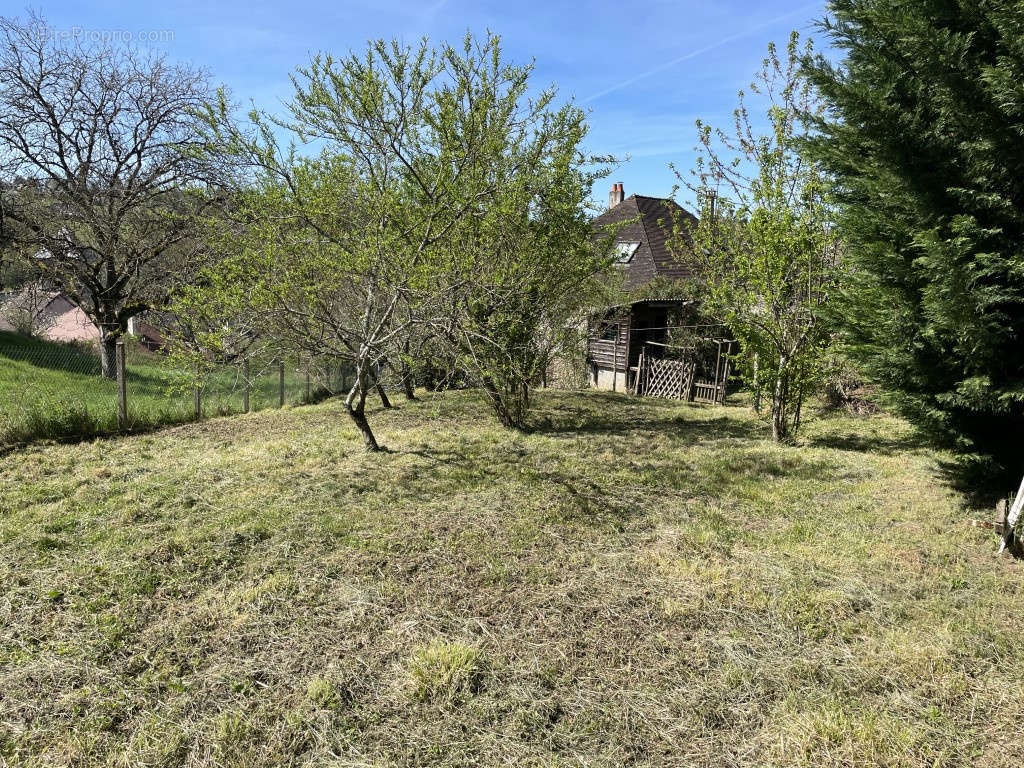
1, 391, 1022, 767
0, 331, 305, 448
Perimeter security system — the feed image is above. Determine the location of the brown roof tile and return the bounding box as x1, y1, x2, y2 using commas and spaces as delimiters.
593, 194, 699, 290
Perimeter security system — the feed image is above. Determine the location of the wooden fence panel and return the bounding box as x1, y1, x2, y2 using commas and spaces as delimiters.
692, 380, 720, 403
639, 356, 695, 400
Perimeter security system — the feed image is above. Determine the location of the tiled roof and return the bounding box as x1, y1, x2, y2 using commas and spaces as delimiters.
593, 195, 699, 291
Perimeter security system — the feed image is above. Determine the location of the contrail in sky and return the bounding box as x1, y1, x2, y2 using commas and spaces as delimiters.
581, 3, 821, 104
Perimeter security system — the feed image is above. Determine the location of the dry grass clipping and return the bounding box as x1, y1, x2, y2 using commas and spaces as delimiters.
0, 389, 1022, 767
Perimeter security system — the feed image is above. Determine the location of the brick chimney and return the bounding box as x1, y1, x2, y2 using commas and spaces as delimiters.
608, 182, 624, 209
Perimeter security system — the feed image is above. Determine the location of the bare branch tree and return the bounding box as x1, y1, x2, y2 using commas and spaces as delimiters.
0, 13, 217, 377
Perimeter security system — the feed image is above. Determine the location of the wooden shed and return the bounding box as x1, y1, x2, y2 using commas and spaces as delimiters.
586, 184, 734, 402
587, 299, 692, 392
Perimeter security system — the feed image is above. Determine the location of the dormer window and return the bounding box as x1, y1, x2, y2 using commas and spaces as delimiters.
613, 241, 640, 264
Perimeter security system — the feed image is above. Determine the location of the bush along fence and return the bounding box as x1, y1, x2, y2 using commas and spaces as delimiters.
0, 331, 355, 450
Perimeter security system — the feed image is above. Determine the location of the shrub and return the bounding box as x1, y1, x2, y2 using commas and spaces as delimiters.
822, 354, 879, 416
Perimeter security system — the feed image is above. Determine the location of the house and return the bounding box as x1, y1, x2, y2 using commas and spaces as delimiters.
0, 287, 96, 342
597, 183, 698, 292
0, 285, 165, 350
586, 183, 733, 402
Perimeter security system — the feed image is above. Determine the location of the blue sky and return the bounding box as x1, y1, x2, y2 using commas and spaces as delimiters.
23, 0, 830, 207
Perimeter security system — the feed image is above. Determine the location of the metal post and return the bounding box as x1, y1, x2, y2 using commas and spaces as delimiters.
243, 359, 250, 413
305, 363, 311, 403
115, 340, 127, 429
279, 360, 285, 407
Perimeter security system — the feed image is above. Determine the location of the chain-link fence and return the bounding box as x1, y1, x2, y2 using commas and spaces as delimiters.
1, 331, 355, 450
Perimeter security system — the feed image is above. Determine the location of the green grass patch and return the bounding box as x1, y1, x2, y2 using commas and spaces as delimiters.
409, 640, 484, 703
0, 331, 311, 448
0, 390, 1021, 766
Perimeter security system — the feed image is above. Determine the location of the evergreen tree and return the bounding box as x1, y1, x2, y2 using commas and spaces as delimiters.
806, 0, 1024, 487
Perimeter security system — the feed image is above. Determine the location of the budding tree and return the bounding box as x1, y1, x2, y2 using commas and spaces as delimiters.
187, 34, 590, 449
438, 140, 614, 429
677, 32, 840, 441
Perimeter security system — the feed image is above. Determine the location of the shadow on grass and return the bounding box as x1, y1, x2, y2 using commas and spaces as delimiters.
933, 455, 1020, 511
405, 448, 470, 465
532, 394, 764, 444
0, 417, 186, 458
0, 331, 102, 376
526, 467, 646, 529
806, 429, 928, 456
0, 394, 328, 458
690, 450, 845, 495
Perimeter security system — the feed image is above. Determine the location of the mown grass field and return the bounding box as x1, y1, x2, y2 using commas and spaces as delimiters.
0, 331, 309, 449
1, 390, 1022, 767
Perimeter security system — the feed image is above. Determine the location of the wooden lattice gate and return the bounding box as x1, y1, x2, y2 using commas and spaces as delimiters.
692, 379, 723, 403
635, 340, 733, 403
636, 352, 695, 399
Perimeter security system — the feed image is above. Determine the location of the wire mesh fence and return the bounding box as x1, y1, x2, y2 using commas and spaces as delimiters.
1, 331, 355, 450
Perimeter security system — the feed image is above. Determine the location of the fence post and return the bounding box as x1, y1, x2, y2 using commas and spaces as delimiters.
637, 348, 645, 398
243, 359, 250, 413
279, 360, 285, 407
194, 367, 202, 421
713, 341, 723, 404
305, 363, 311, 403
612, 322, 620, 393
115, 340, 127, 429
718, 341, 733, 405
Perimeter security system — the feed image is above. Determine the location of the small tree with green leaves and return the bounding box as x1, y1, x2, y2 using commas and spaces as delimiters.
438, 139, 614, 430
184, 34, 601, 448
676, 32, 840, 441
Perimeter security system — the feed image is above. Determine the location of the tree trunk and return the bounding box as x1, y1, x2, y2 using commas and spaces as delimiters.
99, 334, 118, 380
519, 380, 531, 425
483, 378, 529, 431
793, 381, 805, 434
347, 401, 380, 451
372, 362, 392, 408
376, 382, 392, 409
482, 380, 510, 428
770, 354, 789, 443
346, 376, 380, 452
400, 340, 417, 400
401, 373, 416, 401
771, 398, 787, 442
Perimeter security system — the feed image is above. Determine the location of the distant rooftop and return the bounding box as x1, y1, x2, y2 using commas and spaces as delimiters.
593, 185, 699, 291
